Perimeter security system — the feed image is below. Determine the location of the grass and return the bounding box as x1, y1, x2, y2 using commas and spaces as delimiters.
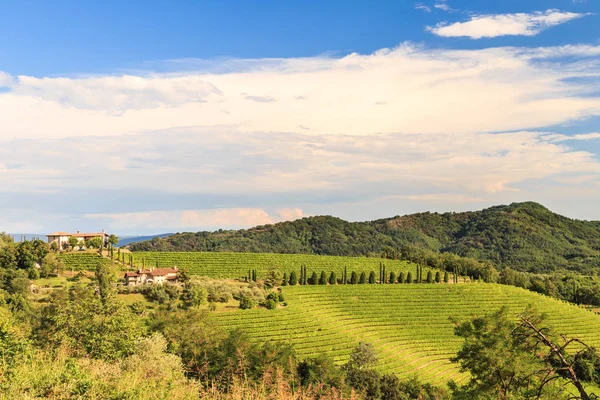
130, 252, 435, 280
212, 283, 600, 387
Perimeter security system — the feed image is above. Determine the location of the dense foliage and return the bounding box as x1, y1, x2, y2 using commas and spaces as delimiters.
130, 202, 600, 274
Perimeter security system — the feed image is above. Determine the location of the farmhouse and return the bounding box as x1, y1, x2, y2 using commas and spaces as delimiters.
124, 267, 179, 286
46, 230, 109, 248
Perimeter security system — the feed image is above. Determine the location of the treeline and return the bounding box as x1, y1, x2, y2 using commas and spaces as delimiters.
129, 202, 600, 274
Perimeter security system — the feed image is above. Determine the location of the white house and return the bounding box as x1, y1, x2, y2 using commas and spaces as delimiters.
46, 230, 109, 248
124, 267, 179, 286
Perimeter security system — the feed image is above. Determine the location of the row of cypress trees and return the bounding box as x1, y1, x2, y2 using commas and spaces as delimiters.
278, 267, 451, 286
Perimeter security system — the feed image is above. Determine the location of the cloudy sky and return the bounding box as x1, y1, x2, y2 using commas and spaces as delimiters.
1, 0, 600, 235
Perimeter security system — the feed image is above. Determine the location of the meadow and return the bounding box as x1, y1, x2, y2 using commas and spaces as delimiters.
213, 284, 600, 387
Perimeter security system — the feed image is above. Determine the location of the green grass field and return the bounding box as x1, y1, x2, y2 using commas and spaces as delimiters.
130, 251, 432, 279
212, 284, 600, 387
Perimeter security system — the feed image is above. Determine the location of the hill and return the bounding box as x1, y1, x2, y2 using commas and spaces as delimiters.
117, 233, 173, 247
129, 202, 600, 273
212, 284, 600, 386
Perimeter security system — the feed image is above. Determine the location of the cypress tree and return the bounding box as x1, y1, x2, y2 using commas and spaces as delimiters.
379, 263, 383, 284
252, 270, 257, 282
368, 271, 376, 284
319, 271, 327, 285
289, 271, 298, 285
383, 265, 387, 284
359, 272, 366, 284
398, 271, 405, 284
282, 272, 288, 286
328, 271, 336, 285
343, 267, 347, 284
416, 265, 419, 283
406, 271, 413, 284
303, 266, 308, 285
310, 271, 318, 285
299, 267, 304, 285
389, 271, 396, 284
426, 270, 433, 284
444, 270, 449, 283
435, 271, 441, 283
350, 271, 358, 284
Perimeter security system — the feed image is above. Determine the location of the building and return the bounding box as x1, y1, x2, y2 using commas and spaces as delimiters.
124, 267, 179, 286
46, 230, 109, 249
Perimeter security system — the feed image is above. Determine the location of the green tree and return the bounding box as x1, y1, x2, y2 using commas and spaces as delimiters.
181, 284, 208, 309
319, 271, 327, 285
350, 271, 358, 284
359, 271, 367, 284
264, 267, 283, 289
398, 272, 405, 284
406, 272, 413, 284
435, 271, 441, 283
426, 270, 433, 284
444, 271, 449, 283
289, 271, 298, 286
281, 272, 288, 286
309, 271, 318, 285
328, 271, 337, 285
87, 237, 103, 249
389, 271, 396, 284
108, 234, 119, 248
177, 267, 191, 285
368, 271, 376, 284
68, 236, 79, 250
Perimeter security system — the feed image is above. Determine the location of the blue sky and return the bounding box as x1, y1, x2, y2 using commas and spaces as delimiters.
0, 0, 599, 234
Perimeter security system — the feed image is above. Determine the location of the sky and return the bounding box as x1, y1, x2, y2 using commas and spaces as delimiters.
1, 0, 600, 235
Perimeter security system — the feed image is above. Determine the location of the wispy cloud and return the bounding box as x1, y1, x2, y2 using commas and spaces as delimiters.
427, 9, 589, 39
414, 3, 431, 13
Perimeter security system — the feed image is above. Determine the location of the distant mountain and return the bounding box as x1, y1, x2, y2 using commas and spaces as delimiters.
129, 202, 600, 273
117, 233, 173, 247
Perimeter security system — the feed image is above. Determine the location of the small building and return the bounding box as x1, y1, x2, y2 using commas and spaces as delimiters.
124, 267, 179, 286
46, 230, 109, 248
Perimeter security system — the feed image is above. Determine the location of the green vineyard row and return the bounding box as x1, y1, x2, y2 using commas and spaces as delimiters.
213, 284, 600, 387
129, 251, 435, 279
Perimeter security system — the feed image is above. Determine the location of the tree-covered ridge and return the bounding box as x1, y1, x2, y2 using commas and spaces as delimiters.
130, 202, 600, 273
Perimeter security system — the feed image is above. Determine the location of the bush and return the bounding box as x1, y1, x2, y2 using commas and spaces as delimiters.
328, 272, 337, 285
398, 272, 405, 283
359, 272, 367, 284
406, 272, 413, 284
389, 272, 396, 284
239, 294, 256, 310
350, 271, 358, 284
289, 271, 298, 286
435, 271, 441, 283
319, 271, 327, 285
368, 271, 376, 284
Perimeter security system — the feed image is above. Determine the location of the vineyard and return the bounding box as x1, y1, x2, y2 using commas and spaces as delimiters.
213, 284, 600, 386
130, 251, 431, 279
57, 252, 111, 271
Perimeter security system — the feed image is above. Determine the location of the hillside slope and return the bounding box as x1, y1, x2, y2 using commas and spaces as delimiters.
130, 202, 600, 273
213, 284, 600, 386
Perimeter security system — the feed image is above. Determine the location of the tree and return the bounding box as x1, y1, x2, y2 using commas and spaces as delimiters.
289, 271, 298, 286
68, 236, 79, 250
319, 271, 327, 285
368, 271, 376, 284
281, 272, 288, 286
426, 270, 433, 284
450, 306, 597, 400
264, 267, 282, 289
95, 261, 115, 303
359, 272, 367, 284
406, 272, 413, 284
309, 271, 318, 285
49, 242, 58, 252
435, 271, 441, 283
177, 267, 191, 285
87, 237, 103, 249
444, 271, 449, 283
389, 271, 396, 284
398, 272, 405, 284
108, 234, 119, 248
239, 293, 256, 309
328, 271, 337, 285
350, 271, 358, 284
181, 284, 208, 309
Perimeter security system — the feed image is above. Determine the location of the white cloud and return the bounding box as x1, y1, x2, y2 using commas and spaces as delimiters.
84, 207, 303, 231
415, 3, 431, 13
0, 43, 599, 141
434, 1, 454, 12
427, 9, 589, 39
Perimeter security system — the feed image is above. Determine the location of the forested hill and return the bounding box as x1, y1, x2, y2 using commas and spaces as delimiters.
129, 202, 600, 273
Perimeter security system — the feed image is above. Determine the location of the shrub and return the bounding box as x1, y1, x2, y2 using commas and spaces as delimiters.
398, 272, 405, 283
435, 271, 441, 283
406, 272, 413, 284
389, 271, 396, 284
359, 272, 367, 284
319, 271, 327, 285
444, 271, 449, 283
289, 271, 298, 286
328, 272, 336, 285
426, 271, 433, 284
239, 294, 256, 309
368, 271, 376, 284
350, 271, 358, 284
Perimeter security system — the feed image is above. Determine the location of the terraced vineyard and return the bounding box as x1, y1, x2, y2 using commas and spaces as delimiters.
213, 284, 600, 386
130, 252, 429, 279
58, 252, 112, 271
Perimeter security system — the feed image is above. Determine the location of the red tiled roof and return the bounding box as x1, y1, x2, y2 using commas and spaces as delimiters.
47, 232, 108, 237
125, 272, 140, 277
